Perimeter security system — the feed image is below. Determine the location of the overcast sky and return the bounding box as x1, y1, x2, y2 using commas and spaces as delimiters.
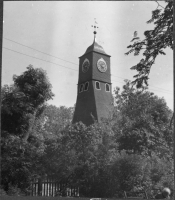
2, 1, 173, 110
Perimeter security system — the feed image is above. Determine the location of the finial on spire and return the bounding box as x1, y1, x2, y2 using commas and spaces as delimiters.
91, 18, 99, 41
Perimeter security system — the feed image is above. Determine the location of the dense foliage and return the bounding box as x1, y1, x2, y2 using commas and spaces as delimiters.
1, 65, 54, 140
111, 81, 174, 194
113, 80, 173, 158
1, 67, 173, 197
1, 1, 174, 195
1, 65, 54, 194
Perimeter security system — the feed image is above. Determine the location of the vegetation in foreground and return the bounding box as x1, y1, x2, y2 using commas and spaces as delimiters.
1, 1, 174, 198
1, 66, 173, 197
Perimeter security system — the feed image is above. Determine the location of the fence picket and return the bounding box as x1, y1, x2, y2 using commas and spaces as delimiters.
31, 178, 79, 197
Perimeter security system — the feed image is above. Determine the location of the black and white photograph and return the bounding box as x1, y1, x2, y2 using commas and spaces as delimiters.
1, 1, 174, 199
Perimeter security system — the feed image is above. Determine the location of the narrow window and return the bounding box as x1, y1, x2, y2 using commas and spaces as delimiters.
84, 82, 89, 91
105, 83, 110, 92
95, 81, 101, 90
79, 84, 84, 93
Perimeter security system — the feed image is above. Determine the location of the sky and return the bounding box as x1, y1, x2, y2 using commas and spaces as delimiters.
2, 1, 173, 110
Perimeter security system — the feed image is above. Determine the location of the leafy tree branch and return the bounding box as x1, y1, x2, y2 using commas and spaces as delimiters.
125, 1, 173, 88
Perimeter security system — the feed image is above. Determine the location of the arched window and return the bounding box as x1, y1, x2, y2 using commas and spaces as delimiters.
105, 83, 110, 92
79, 84, 84, 93
95, 81, 101, 90
84, 82, 89, 91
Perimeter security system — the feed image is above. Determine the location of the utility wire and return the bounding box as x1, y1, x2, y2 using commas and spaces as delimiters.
3, 47, 78, 72
3, 46, 127, 86
3, 46, 172, 95
149, 85, 172, 93
111, 79, 172, 95
111, 73, 172, 93
4, 37, 172, 93
4, 37, 133, 81
3, 37, 78, 66
111, 77, 172, 94
3, 41, 173, 94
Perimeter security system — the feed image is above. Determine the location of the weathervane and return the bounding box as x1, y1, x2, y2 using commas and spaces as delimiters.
91, 18, 99, 40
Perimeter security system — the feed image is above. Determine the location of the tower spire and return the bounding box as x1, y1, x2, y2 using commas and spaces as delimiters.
91, 18, 99, 42
73, 20, 113, 126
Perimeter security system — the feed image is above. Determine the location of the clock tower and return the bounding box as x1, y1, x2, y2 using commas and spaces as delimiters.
72, 26, 113, 126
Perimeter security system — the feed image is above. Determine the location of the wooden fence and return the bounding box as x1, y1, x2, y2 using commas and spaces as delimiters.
31, 178, 79, 197
30, 179, 174, 199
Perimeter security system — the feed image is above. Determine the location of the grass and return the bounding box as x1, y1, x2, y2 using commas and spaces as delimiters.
0, 197, 91, 200
2, 196, 171, 200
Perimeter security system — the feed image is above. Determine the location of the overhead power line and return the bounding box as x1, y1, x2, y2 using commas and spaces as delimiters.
3, 47, 127, 86
3, 47, 78, 72
3, 46, 173, 95
3, 37, 78, 66
3, 38, 173, 94
111, 74, 172, 93
149, 85, 172, 93
111, 79, 172, 95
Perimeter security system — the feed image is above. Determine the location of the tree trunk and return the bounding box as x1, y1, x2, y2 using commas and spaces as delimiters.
23, 111, 36, 141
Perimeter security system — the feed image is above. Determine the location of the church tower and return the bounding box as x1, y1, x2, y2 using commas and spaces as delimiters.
73, 25, 113, 126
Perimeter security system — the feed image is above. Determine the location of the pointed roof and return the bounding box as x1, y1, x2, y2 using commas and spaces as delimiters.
79, 23, 110, 57
85, 38, 106, 54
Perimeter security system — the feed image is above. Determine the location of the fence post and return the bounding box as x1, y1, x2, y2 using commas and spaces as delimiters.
38, 178, 42, 196
124, 191, 127, 198
144, 190, 148, 199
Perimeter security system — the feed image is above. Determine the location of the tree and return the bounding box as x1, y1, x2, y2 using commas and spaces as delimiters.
38, 105, 74, 138
124, 1, 174, 193
109, 152, 174, 197
125, 1, 173, 88
1, 65, 54, 193
149, 155, 174, 192
1, 65, 54, 140
108, 80, 174, 195
1, 133, 45, 194
110, 152, 146, 193
113, 80, 173, 158
44, 121, 116, 198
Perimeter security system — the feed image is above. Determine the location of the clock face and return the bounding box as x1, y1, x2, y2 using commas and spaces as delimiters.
97, 58, 107, 72
82, 58, 90, 73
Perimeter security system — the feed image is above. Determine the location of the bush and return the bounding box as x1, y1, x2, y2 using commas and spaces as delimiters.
110, 152, 146, 194
0, 187, 7, 196
6, 185, 24, 196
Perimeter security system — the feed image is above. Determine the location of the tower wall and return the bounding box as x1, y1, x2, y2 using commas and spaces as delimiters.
73, 81, 98, 126
72, 37, 114, 126
73, 80, 113, 126
93, 81, 113, 122
78, 52, 111, 84
78, 53, 93, 84
92, 52, 111, 83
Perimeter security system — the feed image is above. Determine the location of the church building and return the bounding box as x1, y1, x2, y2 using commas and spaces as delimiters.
72, 25, 113, 126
